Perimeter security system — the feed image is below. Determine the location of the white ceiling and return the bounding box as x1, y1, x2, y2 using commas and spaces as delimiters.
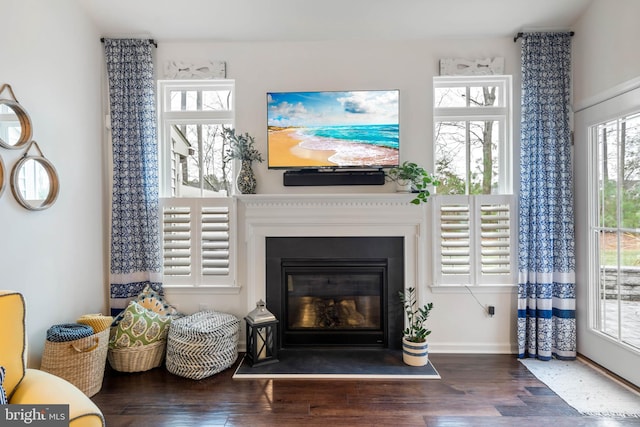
77, 0, 593, 43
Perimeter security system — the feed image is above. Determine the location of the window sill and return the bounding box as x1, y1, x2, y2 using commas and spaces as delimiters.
162, 285, 242, 296
430, 285, 517, 294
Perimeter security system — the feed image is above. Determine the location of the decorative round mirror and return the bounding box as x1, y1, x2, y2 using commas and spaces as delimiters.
11, 142, 59, 211
0, 154, 5, 198
0, 85, 33, 150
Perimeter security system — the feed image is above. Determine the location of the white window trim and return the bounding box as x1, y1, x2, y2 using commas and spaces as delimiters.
157, 79, 238, 291
432, 75, 516, 288
157, 79, 235, 198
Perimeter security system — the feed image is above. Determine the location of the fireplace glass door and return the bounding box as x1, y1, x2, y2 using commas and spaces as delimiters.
282, 260, 386, 347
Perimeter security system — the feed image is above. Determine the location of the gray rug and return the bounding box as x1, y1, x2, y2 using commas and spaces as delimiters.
233, 348, 440, 379
520, 357, 640, 417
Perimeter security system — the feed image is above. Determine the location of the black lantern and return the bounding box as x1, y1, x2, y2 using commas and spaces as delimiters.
244, 300, 279, 366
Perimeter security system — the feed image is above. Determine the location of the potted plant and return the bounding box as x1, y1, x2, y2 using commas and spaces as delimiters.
386, 161, 439, 204
223, 128, 264, 194
399, 287, 434, 366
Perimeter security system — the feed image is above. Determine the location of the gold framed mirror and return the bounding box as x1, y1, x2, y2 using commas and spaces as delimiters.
0, 154, 5, 198
10, 141, 60, 211
0, 85, 33, 150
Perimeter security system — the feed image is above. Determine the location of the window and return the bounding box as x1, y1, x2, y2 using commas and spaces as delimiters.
591, 111, 640, 350
432, 76, 515, 286
158, 80, 236, 288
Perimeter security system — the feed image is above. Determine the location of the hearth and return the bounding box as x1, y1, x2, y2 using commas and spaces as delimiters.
265, 236, 404, 350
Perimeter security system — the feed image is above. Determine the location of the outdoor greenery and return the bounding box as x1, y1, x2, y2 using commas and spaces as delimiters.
399, 287, 434, 343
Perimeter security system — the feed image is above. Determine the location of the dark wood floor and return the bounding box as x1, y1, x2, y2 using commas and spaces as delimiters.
91, 353, 638, 426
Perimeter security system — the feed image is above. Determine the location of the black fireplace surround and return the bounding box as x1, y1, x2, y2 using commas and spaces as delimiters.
265, 236, 404, 350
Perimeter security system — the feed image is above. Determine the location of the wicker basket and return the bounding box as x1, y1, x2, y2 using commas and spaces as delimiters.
40, 328, 109, 397
166, 310, 239, 380
107, 340, 166, 373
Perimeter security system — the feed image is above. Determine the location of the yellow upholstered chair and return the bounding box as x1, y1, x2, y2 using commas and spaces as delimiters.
0, 291, 105, 427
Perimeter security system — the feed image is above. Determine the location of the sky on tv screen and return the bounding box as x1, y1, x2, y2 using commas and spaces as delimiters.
267, 90, 399, 168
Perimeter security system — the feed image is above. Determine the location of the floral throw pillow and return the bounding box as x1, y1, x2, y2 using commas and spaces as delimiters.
109, 301, 171, 349
0, 366, 7, 404
135, 285, 179, 316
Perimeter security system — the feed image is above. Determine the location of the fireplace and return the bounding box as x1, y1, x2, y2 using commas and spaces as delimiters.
266, 236, 404, 350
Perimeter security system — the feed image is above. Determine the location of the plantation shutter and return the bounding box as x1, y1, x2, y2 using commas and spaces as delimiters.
436, 197, 472, 284
163, 206, 192, 277
201, 206, 230, 276
161, 198, 235, 286
479, 202, 512, 278
434, 195, 515, 286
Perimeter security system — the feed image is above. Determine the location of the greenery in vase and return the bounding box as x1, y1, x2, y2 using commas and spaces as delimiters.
223, 128, 264, 163
399, 287, 434, 343
386, 161, 439, 204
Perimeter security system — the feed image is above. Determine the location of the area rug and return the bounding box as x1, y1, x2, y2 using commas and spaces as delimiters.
233, 348, 440, 380
520, 357, 640, 417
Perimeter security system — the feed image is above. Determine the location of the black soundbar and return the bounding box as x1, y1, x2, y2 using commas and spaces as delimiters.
283, 169, 386, 186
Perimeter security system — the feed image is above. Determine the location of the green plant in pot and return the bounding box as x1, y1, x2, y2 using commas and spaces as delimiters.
399, 286, 434, 366
386, 161, 439, 204
223, 128, 264, 194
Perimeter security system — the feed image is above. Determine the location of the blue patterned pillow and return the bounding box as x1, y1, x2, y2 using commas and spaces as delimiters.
0, 366, 7, 404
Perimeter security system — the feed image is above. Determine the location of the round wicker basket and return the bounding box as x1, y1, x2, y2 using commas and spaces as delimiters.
107, 340, 166, 373
40, 328, 110, 397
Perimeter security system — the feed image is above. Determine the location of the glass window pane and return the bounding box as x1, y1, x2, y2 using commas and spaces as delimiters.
598, 121, 619, 229
434, 87, 466, 108
435, 121, 467, 195
202, 90, 232, 111
622, 113, 640, 229
174, 124, 231, 196
469, 120, 499, 195
469, 86, 500, 107
169, 90, 232, 111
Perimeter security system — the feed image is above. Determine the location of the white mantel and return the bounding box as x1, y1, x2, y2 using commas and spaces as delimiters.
236, 193, 432, 309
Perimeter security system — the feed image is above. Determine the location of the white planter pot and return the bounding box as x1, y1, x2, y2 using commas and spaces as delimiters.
402, 337, 429, 366
396, 180, 412, 193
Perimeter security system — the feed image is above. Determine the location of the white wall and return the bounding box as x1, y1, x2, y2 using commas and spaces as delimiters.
572, 0, 640, 108
0, 0, 106, 366
157, 37, 522, 353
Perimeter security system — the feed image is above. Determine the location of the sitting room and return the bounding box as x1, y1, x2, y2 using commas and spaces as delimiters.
1, 0, 640, 425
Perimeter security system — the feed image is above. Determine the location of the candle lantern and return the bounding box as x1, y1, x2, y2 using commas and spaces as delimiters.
244, 300, 279, 366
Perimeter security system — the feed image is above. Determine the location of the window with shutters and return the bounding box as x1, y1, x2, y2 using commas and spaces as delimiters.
158, 80, 237, 288
433, 76, 515, 286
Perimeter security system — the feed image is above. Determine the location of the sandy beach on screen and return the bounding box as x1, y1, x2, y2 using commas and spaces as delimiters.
268, 128, 337, 167
268, 127, 399, 168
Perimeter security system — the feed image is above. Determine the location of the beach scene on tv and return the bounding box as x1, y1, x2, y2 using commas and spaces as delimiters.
267, 90, 399, 168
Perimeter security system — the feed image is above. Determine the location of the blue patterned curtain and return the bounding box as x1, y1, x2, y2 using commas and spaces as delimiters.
518, 32, 576, 361
104, 39, 162, 316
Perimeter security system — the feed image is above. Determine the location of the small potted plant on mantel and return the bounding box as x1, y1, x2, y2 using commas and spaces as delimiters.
386, 161, 439, 204
399, 287, 434, 366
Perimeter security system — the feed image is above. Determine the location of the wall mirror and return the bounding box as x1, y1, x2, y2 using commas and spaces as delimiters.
0, 85, 32, 150
0, 154, 5, 198
11, 141, 59, 211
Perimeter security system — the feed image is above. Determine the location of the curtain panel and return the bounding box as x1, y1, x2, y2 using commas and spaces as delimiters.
104, 38, 162, 316
518, 32, 576, 360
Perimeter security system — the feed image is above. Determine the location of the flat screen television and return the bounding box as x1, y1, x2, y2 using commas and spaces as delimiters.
267, 90, 399, 169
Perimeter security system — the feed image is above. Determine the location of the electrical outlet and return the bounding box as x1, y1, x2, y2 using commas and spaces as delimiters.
199, 303, 210, 311
488, 305, 495, 317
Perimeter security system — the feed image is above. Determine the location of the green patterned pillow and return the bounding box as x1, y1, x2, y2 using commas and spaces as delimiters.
109, 301, 171, 349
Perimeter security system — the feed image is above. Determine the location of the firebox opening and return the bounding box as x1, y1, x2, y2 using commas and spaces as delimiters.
265, 236, 404, 351
283, 260, 387, 347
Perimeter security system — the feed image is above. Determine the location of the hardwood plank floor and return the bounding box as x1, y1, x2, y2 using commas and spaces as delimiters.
91, 354, 639, 426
